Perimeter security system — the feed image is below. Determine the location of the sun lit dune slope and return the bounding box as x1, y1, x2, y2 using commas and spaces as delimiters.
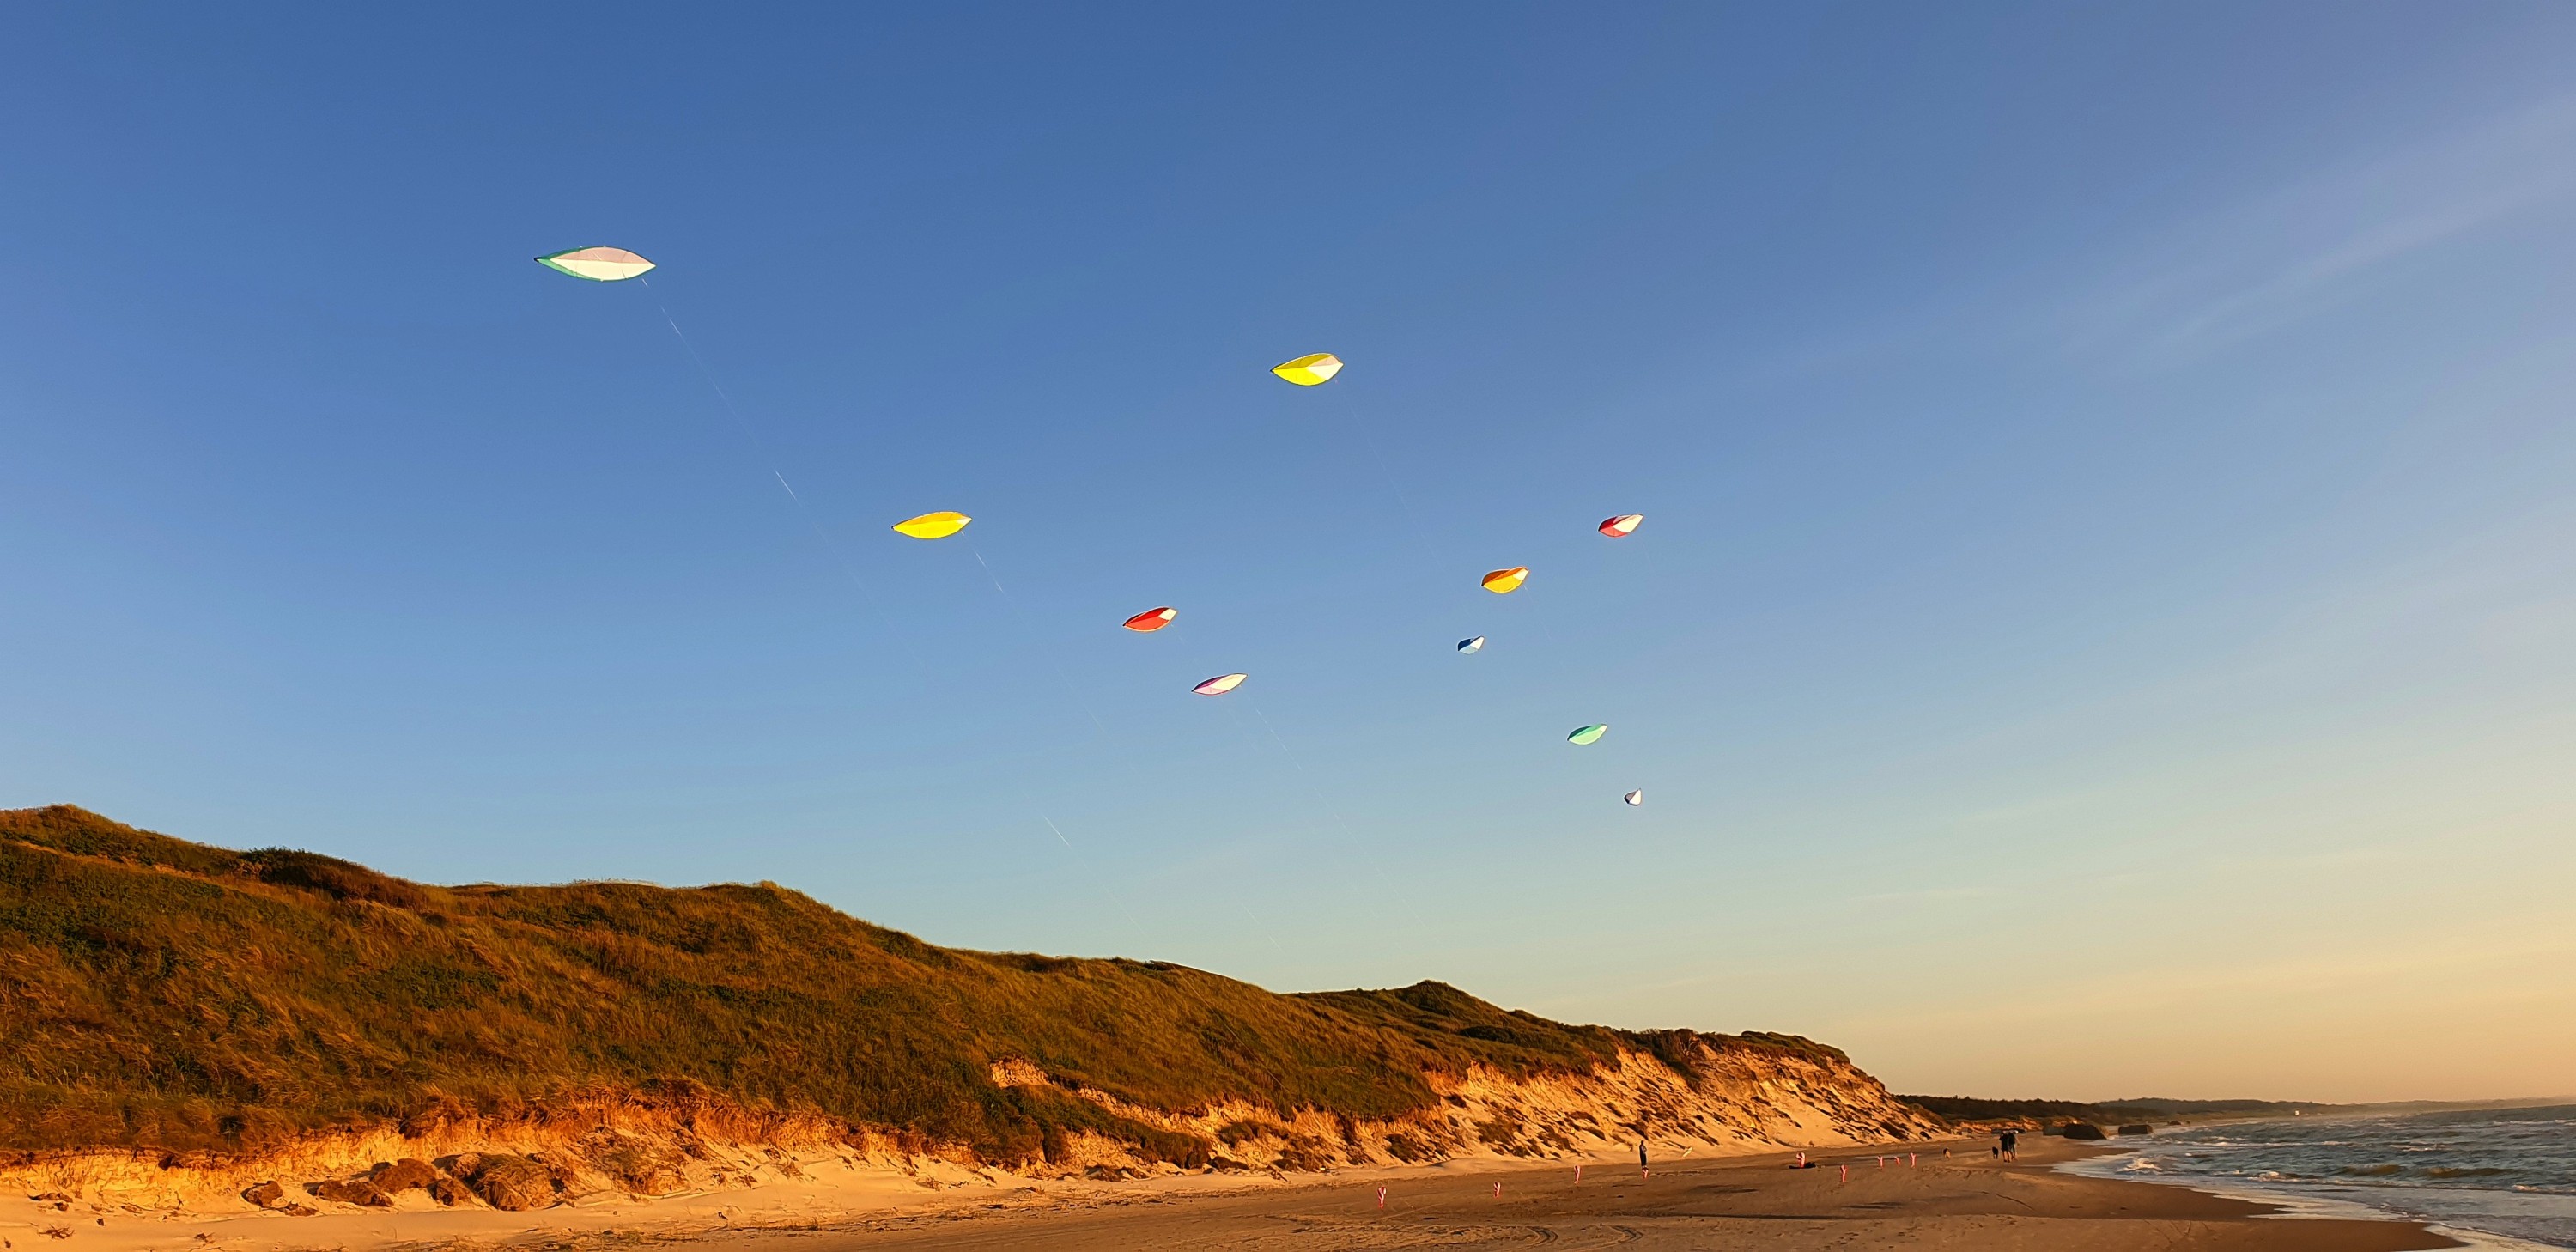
4, 805, 1876, 1164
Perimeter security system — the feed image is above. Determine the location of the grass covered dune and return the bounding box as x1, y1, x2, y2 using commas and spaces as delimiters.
0, 805, 1926, 1179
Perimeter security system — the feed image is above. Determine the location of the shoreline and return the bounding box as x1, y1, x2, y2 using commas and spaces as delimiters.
2052, 1115, 2571, 1252
3, 1133, 2476, 1251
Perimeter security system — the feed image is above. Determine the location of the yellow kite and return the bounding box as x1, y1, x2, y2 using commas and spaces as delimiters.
1271, 353, 1344, 386
1481, 567, 1529, 593
891, 511, 971, 539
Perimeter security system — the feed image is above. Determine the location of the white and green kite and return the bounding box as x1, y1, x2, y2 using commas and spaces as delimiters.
535, 246, 655, 282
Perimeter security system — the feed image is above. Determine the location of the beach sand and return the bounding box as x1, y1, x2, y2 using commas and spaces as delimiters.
708, 1134, 2459, 1251
4, 1134, 2465, 1252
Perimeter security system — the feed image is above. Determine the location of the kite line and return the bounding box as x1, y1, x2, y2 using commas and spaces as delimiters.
641, 277, 930, 676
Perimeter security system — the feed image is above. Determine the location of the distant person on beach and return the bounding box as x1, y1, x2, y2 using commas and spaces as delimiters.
1639, 1140, 1649, 1176
1999, 1130, 2018, 1161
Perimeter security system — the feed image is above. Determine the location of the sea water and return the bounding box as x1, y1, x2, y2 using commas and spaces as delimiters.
2062, 1104, 2576, 1249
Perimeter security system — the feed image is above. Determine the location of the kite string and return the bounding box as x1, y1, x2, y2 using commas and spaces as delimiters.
1335, 391, 1459, 587
1239, 693, 1361, 841
1338, 390, 1537, 649
641, 279, 931, 675
1342, 394, 1567, 647
1165, 626, 1291, 765
1331, 390, 1574, 658
1340, 394, 1420, 516
636, 281, 1099, 854
1149, 611, 1355, 843
963, 539, 1172, 830
963, 538, 1118, 744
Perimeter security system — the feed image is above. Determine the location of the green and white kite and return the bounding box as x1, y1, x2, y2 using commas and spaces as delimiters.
535, 246, 656, 282
1567, 724, 1608, 745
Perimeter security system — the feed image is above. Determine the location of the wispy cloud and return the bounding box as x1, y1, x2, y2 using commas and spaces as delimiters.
2057, 95, 2576, 363
1668, 94, 2576, 398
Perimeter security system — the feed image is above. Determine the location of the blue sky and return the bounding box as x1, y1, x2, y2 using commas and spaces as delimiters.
5, 3, 2573, 1102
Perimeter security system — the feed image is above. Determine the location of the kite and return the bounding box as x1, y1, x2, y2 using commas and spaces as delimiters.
1481, 567, 1529, 593
1457, 635, 1485, 653
1600, 514, 1643, 538
534, 247, 656, 282
891, 511, 972, 539
1194, 673, 1247, 696
1623, 789, 1644, 806
1124, 607, 1178, 632
1567, 724, 1608, 745
1271, 353, 1344, 386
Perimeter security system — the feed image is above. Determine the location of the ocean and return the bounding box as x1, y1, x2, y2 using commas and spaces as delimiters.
2062, 1103, 2576, 1249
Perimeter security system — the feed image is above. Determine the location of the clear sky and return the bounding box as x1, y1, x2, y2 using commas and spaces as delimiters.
4, 3, 2572, 1104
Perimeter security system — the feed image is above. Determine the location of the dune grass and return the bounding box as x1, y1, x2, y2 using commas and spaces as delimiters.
0, 805, 1832, 1164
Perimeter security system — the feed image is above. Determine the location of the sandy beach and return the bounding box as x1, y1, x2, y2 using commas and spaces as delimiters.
3, 1132, 2472, 1252
733, 1134, 2459, 1251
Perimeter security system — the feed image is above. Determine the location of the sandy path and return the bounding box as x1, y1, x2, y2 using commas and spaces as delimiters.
713, 1136, 2458, 1251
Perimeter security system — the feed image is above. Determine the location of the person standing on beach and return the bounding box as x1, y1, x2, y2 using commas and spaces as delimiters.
1638, 1140, 1649, 1176
1999, 1130, 2018, 1161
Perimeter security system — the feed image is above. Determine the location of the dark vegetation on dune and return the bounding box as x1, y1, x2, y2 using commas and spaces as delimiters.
0, 806, 1844, 1164
1899, 1095, 2344, 1126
